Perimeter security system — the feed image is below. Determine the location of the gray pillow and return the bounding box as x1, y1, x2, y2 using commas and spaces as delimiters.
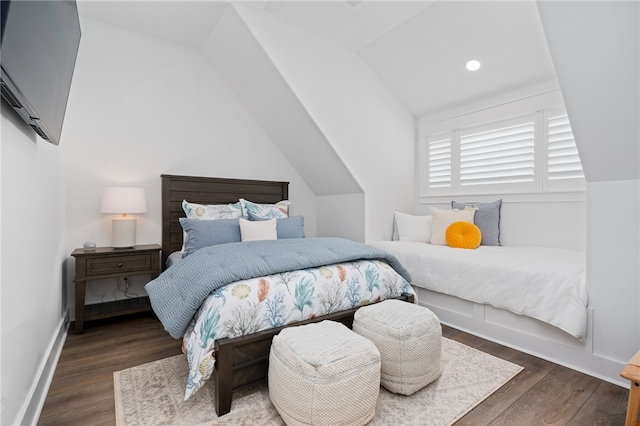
166, 251, 183, 268
451, 200, 502, 246
248, 213, 305, 239
179, 218, 242, 257
392, 216, 399, 240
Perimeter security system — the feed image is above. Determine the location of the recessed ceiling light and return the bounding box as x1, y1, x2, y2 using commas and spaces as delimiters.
466, 60, 481, 71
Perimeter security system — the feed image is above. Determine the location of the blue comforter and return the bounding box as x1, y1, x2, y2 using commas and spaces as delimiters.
145, 237, 412, 338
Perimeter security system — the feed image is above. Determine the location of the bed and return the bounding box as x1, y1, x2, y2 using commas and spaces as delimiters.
149, 174, 416, 416
369, 241, 588, 340
366, 237, 627, 389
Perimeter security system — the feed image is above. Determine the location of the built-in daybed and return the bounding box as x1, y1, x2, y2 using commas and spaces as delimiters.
371, 206, 626, 388
370, 241, 588, 340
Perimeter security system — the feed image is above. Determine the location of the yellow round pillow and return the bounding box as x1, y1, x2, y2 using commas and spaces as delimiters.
446, 221, 482, 249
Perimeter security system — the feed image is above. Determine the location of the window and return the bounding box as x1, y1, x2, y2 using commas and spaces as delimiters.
426, 134, 452, 189
460, 116, 535, 188
422, 108, 584, 196
544, 107, 584, 190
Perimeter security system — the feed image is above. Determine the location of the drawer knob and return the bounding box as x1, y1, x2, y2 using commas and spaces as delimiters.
118, 262, 123, 267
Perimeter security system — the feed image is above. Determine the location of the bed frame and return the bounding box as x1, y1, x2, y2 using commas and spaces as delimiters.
160, 174, 414, 416
161, 174, 290, 268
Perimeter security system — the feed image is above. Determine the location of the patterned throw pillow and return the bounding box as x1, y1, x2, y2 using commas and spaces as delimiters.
182, 200, 243, 220
239, 198, 290, 219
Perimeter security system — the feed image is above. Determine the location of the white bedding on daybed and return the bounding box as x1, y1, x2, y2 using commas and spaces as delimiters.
370, 241, 588, 340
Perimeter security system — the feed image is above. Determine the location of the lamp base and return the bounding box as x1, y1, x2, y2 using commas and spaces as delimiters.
112, 217, 137, 248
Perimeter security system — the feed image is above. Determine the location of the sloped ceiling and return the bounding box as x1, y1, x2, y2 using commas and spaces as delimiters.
358, 1, 556, 117
77, 1, 228, 49
77, 0, 556, 119
200, 5, 362, 196
537, 1, 639, 182
78, 1, 640, 184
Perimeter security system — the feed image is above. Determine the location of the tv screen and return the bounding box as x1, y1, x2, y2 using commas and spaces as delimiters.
1, 0, 81, 145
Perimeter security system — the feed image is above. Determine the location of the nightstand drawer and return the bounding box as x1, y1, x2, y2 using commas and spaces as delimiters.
86, 254, 151, 276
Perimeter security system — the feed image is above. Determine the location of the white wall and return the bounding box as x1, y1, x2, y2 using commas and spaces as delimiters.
417, 197, 586, 251
232, 5, 416, 242
201, 5, 362, 200
1, 103, 67, 425
317, 194, 365, 241
61, 17, 317, 306
498, 198, 585, 250
587, 180, 640, 365
537, 0, 640, 368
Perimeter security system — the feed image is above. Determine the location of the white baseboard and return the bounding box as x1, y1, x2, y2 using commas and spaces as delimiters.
17, 309, 69, 426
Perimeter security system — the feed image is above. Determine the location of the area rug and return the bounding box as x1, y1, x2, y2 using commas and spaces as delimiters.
114, 337, 522, 426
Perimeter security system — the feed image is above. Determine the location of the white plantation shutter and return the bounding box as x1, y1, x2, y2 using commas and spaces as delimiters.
459, 118, 535, 187
547, 114, 584, 181
420, 107, 584, 197
427, 134, 452, 189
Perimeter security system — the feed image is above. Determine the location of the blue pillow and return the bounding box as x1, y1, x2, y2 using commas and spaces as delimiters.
451, 200, 502, 246
179, 218, 242, 257
248, 213, 305, 239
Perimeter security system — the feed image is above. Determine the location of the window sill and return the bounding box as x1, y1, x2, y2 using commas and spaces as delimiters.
418, 190, 586, 204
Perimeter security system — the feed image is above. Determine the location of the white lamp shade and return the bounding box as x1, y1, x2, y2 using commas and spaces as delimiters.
100, 187, 147, 214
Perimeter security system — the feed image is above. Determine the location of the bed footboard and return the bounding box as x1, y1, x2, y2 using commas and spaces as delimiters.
213, 292, 415, 416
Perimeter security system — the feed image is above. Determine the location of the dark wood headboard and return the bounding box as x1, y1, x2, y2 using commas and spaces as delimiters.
161, 174, 289, 269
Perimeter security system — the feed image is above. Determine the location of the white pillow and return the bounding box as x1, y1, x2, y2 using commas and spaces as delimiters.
394, 211, 432, 243
430, 207, 476, 245
239, 218, 277, 241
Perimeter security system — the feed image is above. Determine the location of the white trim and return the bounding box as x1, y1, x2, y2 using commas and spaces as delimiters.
541, 108, 551, 189
414, 287, 628, 389
17, 309, 69, 426
419, 190, 586, 205
417, 80, 562, 129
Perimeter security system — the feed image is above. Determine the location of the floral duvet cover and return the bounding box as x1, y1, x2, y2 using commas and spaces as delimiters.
182, 259, 415, 399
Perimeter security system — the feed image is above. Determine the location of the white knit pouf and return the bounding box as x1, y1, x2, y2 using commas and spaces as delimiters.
353, 299, 442, 395
268, 320, 381, 426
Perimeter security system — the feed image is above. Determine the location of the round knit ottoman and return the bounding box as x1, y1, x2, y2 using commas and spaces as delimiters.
268, 320, 381, 426
353, 299, 442, 395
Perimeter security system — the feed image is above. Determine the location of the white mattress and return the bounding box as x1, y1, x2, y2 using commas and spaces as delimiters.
369, 241, 588, 340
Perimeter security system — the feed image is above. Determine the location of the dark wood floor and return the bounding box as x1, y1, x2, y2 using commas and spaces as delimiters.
38, 313, 629, 425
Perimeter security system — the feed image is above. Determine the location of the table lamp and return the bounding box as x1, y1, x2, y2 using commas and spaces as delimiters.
100, 187, 147, 248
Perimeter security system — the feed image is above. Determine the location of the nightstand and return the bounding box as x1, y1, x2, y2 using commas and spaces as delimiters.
71, 244, 161, 333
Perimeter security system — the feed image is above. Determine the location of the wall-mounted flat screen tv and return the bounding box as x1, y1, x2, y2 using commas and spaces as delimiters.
1, 0, 81, 145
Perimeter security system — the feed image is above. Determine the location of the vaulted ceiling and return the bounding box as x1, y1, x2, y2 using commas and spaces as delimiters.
77, 0, 557, 119
76, 1, 639, 185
